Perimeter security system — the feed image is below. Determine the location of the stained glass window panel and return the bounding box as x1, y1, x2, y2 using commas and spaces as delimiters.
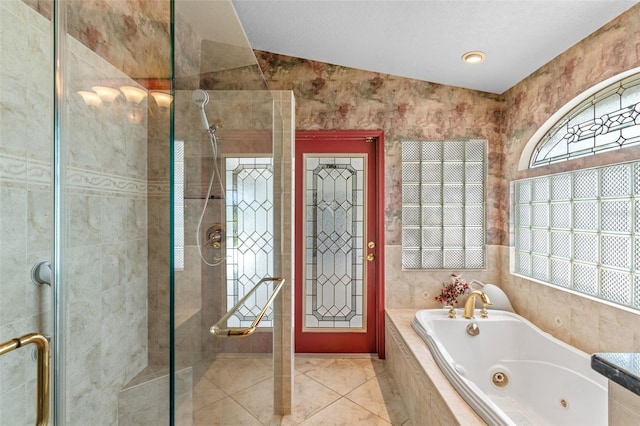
225, 157, 274, 328
303, 156, 365, 330
531, 73, 640, 167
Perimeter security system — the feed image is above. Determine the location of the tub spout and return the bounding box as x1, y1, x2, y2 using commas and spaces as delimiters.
463, 290, 492, 319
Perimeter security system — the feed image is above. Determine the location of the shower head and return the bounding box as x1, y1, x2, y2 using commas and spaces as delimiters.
192, 89, 211, 132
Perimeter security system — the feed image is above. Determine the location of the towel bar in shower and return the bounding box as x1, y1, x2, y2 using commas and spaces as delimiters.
210, 277, 285, 337
0, 333, 50, 426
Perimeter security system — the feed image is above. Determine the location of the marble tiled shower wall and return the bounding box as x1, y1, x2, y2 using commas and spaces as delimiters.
0, 1, 54, 424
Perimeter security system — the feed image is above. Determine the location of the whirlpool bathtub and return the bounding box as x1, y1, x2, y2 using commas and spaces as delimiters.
411, 309, 608, 426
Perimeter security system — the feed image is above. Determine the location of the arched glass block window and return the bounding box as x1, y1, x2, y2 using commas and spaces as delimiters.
515, 69, 640, 311
531, 73, 640, 167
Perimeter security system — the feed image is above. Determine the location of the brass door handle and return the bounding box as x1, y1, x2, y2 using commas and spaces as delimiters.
211, 277, 286, 337
0, 333, 49, 426
367, 253, 375, 262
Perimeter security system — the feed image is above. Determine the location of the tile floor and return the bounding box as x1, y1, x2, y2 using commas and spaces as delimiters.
191, 354, 411, 425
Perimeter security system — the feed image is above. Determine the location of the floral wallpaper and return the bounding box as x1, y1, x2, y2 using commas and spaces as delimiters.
22, 0, 171, 79
256, 3, 640, 249
255, 51, 507, 247
504, 3, 640, 185
22, 0, 640, 248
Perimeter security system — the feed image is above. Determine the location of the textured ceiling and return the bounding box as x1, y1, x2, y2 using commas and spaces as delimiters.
231, 0, 639, 94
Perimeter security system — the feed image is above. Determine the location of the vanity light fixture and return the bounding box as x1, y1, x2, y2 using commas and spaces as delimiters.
119, 85, 148, 104
77, 91, 102, 108
461, 51, 486, 64
150, 91, 173, 110
120, 86, 147, 123
91, 86, 120, 104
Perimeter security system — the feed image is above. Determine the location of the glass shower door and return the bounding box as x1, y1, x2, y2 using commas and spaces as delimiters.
2, 0, 174, 424
57, 0, 173, 424
172, 2, 295, 423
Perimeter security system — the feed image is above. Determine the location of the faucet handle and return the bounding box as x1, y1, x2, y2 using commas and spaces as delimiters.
444, 305, 456, 318
480, 293, 492, 306
480, 295, 492, 319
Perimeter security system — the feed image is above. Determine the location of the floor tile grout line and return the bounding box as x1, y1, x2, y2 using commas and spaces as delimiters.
301, 370, 370, 397
343, 377, 392, 422
340, 369, 409, 425
203, 365, 274, 398
300, 395, 393, 426
292, 371, 343, 420
225, 375, 283, 425
193, 355, 409, 425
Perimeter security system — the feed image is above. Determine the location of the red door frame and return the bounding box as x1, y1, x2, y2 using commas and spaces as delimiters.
294, 130, 385, 358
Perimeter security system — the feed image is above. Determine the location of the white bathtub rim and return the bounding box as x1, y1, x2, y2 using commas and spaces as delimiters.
411, 308, 606, 426
412, 314, 516, 426
415, 308, 599, 367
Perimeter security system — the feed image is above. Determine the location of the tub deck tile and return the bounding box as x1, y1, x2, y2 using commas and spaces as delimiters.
385, 309, 486, 426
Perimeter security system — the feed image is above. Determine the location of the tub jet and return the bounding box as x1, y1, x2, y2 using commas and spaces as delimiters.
492, 371, 509, 388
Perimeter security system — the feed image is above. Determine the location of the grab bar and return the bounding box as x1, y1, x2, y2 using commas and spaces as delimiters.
0, 333, 50, 426
210, 277, 285, 337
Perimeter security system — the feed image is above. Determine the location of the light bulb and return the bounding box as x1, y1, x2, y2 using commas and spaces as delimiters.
120, 85, 148, 104
77, 91, 102, 108
150, 91, 173, 110
92, 86, 120, 104
461, 51, 486, 64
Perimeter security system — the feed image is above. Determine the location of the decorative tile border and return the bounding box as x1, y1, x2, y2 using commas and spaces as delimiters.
148, 180, 170, 197
0, 153, 28, 184
0, 153, 147, 196
28, 159, 52, 186
67, 165, 146, 196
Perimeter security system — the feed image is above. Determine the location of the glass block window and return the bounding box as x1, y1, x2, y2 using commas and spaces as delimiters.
514, 161, 640, 310
401, 140, 486, 269
531, 73, 640, 167
174, 140, 185, 271
225, 157, 274, 328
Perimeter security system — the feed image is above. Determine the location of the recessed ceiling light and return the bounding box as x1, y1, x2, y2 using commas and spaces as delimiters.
462, 51, 486, 64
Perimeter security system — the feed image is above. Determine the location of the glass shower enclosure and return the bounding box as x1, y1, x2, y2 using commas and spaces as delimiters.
0, 0, 293, 424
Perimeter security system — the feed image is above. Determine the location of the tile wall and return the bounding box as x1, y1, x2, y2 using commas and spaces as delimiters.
272, 90, 295, 415
0, 1, 53, 424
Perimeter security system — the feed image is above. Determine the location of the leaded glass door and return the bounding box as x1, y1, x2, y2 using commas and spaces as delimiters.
295, 131, 380, 353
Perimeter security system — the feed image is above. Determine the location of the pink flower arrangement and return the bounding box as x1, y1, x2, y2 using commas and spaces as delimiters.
435, 274, 470, 306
